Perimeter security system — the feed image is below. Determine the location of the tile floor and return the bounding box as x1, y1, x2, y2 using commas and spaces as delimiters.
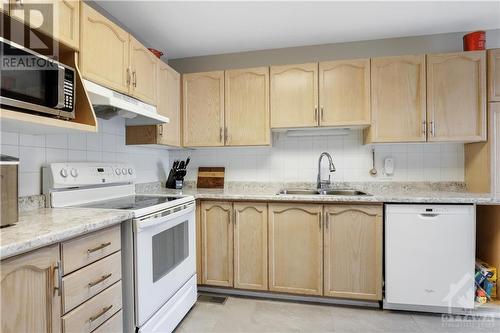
175, 296, 498, 333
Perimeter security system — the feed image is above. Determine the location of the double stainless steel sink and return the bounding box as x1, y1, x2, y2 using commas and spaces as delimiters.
277, 188, 370, 196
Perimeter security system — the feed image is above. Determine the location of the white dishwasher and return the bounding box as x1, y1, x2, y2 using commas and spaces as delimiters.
384, 204, 475, 313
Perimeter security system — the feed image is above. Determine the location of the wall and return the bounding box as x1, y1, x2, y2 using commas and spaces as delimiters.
1, 117, 169, 196
167, 30, 497, 184
170, 130, 464, 183
169, 30, 500, 72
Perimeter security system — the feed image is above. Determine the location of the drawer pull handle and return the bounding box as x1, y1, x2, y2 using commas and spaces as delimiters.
88, 273, 112, 288
87, 242, 112, 254
89, 305, 113, 323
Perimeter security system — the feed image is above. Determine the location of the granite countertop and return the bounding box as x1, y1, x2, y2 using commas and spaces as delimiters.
0, 208, 132, 260
139, 181, 499, 205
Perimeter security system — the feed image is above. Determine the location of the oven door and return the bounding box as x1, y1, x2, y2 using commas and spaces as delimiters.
134, 201, 196, 327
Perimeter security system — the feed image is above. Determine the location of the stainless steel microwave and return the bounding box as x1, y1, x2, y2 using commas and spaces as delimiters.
0, 38, 76, 119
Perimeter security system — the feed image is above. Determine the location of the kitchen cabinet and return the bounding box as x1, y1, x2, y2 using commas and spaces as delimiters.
489, 49, 500, 102
125, 62, 181, 147
268, 203, 323, 296
225, 67, 270, 146
1, 244, 61, 333
196, 201, 202, 284
323, 205, 382, 300
270, 63, 318, 128
427, 51, 486, 142
366, 55, 427, 143
233, 202, 268, 291
129, 36, 158, 105
183, 71, 225, 147
200, 201, 233, 287
9, 0, 80, 50
80, 2, 130, 94
319, 59, 371, 127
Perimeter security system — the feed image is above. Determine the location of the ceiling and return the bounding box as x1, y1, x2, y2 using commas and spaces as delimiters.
95, 1, 500, 59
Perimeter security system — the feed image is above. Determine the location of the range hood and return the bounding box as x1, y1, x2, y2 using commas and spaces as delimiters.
84, 80, 169, 125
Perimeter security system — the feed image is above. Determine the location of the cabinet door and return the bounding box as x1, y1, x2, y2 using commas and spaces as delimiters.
268, 203, 323, 295
9, 0, 79, 49
225, 67, 270, 146
489, 49, 500, 102
324, 205, 382, 300
319, 59, 370, 127
196, 201, 202, 284
233, 202, 268, 291
367, 55, 426, 143
80, 3, 130, 94
1, 245, 61, 333
183, 71, 225, 147
157, 62, 181, 146
492, 104, 500, 197
129, 36, 158, 105
201, 201, 233, 287
427, 51, 486, 142
270, 63, 318, 128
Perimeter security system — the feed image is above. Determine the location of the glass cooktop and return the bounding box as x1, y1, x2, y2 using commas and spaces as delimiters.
78, 195, 181, 210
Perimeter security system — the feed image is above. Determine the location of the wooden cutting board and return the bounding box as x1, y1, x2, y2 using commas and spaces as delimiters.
197, 167, 225, 188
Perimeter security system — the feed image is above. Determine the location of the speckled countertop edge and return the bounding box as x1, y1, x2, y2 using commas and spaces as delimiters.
0, 208, 133, 260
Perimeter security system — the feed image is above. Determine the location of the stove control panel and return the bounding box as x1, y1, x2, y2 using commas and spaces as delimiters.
44, 162, 136, 189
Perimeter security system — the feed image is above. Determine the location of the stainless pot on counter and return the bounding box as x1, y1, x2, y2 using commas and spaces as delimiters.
1, 155, 19, 227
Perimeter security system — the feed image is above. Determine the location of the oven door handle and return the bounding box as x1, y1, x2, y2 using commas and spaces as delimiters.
135, 203, 195, 232
55, 64, 65, 109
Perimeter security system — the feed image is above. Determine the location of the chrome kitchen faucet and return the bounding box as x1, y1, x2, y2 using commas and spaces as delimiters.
317, 152, 336, 190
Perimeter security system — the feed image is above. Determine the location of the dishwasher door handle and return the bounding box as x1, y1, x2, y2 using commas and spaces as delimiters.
418, 213, 439, 219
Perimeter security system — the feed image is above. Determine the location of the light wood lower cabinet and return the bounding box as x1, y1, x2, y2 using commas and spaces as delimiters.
1, 244, 61, 333
233, 202, 268, 291
427, 51, 486, 142
201, 201, 233, 287
323, 205, 383, 300
268, 203, 323, 296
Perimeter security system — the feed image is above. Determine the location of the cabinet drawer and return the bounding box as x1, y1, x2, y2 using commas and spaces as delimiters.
93, 310, 123, 333
62, 226, 121, 274
62, 251, 122, 313
62, 281, 122, 333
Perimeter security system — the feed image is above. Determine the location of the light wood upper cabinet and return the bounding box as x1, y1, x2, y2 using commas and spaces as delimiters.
225, 67, 270, 146
319, 59, 370, 127
489, 49, 500, 102
270, 63, 318, 128
427, 51, 486, 142
366, 55, 427, 143
1, 245, 61, 333
183, 71, 225, 147
494, 105, 500, 197
201, 201, 233, 287
129, 36, 158, 105
80, 2, 130, 94
9, 0, 80, 50
268, 203, 323, 296
323, 205, 382, 300
157, 62, 181, 146
233, 202, 268, 291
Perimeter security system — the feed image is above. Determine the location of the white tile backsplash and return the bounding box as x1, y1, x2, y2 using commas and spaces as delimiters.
170, 130, 465, 183
1, 117, 170, 196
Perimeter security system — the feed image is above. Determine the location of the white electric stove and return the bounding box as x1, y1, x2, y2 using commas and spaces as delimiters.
43, 162, 197, 333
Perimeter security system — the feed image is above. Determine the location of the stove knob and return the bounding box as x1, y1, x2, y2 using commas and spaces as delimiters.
128, 168, 134, 175
115, 168, 121, 175
122, 168, 127, 175
60, 168, 68, 178
70, 168, 78, 177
